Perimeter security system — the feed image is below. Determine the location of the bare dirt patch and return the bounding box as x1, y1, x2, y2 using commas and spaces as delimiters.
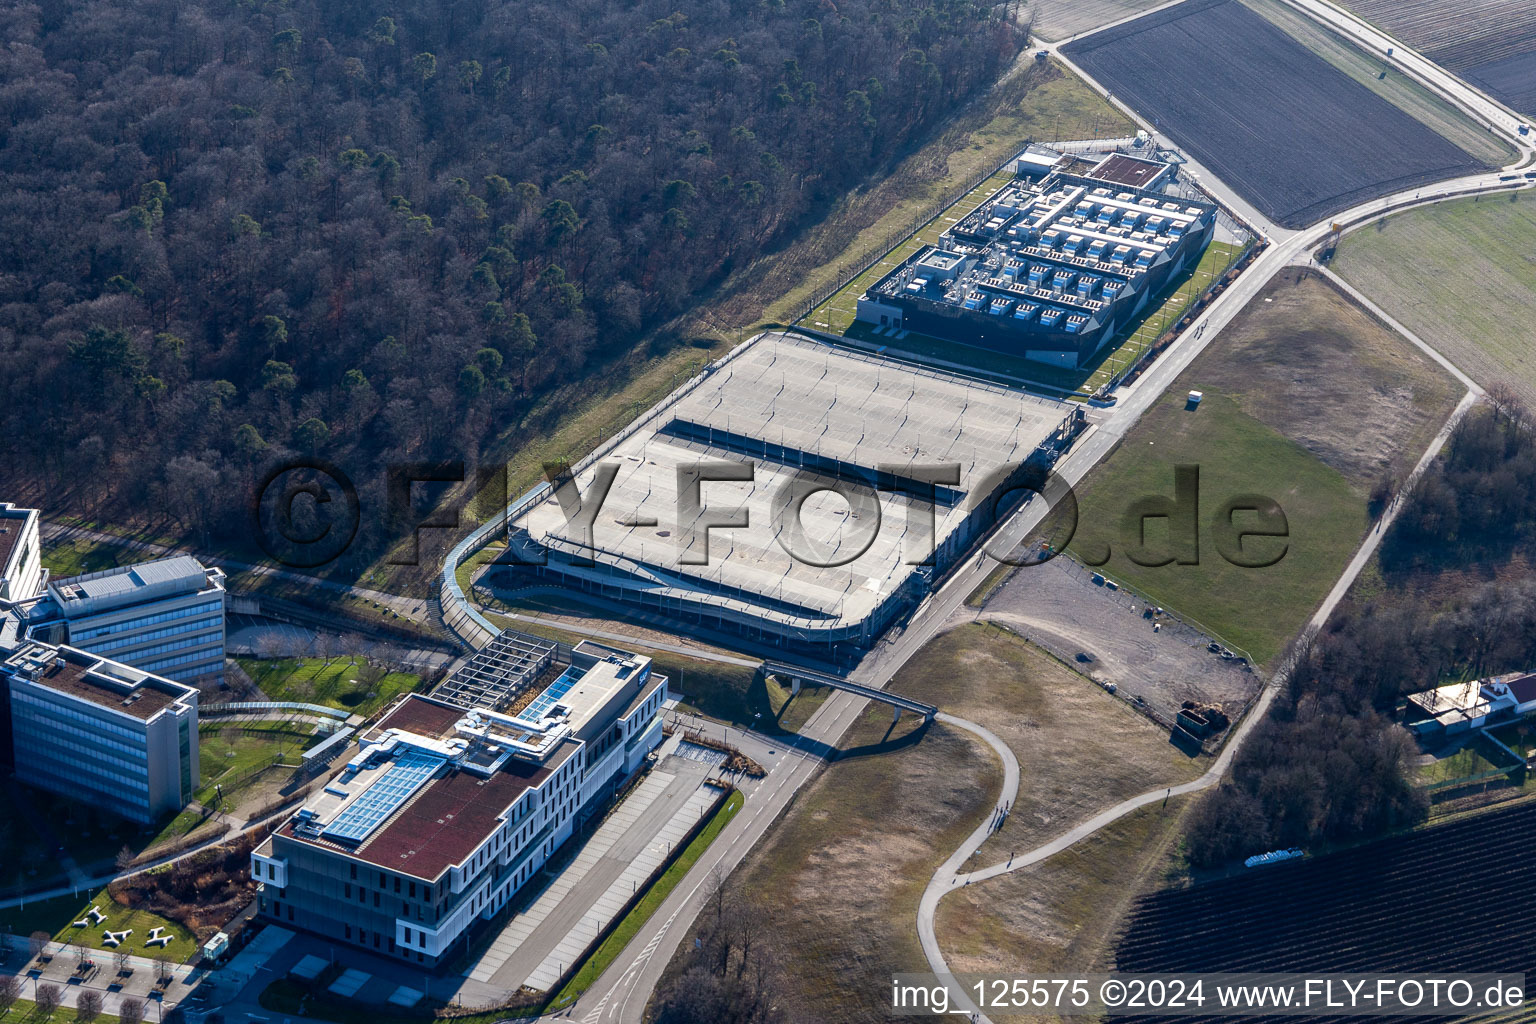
1189, 268, 1462, 492
715, 710, 1002, 1023
1027, 0, 1169, 41
888, 621, 1203, 869
937, 799, 1192, 1002
1346, 0, 1536, 112
1063, 0, 1487, 228
978, 557, 1261, 726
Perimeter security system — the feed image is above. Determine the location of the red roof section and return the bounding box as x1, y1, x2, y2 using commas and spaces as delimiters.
371, 694, 465, 740
354, 758, 553, 880
1090, 153, 1167, 188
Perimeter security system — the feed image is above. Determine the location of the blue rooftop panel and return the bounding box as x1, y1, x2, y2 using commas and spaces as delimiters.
321, 748, 445, 843
516, 664, 586, 725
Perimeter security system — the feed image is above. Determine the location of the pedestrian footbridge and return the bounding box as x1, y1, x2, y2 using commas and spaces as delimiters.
762, 662, 937, 724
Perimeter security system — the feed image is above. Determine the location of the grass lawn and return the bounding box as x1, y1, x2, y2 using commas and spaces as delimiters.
966, 561, 1015, 608
1333, 194, 1536, 408
193, 720, 320, 806
38, 537, 122, 579
545, 790, 743, 1012
1064, 268, 1463, 665
658, 660, 792, 737
474, 588, 751, 666
1067, 390, 1369, 665
1028, 0, 1169, 41
1183, 269, 1462, 495
0, 1000, 124, 1024
235, 657, 422, 718
1487, 720, 1536, 761
0, 886, 197, 963
1415, 740, 1512, 789
455, 541, 507, 598
765, 676, 830, 734
804, 170, 1016, 336
149, 806, 221, 847
889, 622, 1202, 865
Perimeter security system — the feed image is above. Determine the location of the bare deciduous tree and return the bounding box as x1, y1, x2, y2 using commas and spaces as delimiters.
1486, 381, 1529, 431
655, 867, 785, 1024
35, 982, 62, 1015
76, 987, 104, 1023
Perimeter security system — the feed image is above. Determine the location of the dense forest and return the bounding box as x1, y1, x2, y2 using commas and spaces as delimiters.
1186, 400, 1536, 867
0, 0, 1022, 552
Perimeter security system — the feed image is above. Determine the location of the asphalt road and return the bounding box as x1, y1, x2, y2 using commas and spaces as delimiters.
563, 36, 1534, 1017
105, 2, 1517, 1018
916, 387, 1482, 1023
1283, 0, 1534, 146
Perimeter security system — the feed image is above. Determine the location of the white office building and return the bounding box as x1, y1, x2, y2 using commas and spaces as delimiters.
251, 637, 668, 966
25, 555, 227, 683
0, 504, 43, 605
1, 640, 200, 822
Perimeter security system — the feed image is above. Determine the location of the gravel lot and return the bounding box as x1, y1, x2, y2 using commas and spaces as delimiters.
974, 555, 1261, 725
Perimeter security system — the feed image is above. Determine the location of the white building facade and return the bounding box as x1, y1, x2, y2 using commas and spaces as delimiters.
0, 504, 43, 605
251, 640, 668, 967
28, 555, 227, 683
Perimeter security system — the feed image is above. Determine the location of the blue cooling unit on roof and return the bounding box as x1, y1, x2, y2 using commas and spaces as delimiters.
321, 748, 446, 843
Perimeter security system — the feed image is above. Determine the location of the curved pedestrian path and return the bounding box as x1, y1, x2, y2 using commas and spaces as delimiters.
917, 387, 1480, 1022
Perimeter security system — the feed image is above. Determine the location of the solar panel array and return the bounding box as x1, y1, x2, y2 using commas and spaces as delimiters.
322, 748, 445, 843
516, 666, 583, 724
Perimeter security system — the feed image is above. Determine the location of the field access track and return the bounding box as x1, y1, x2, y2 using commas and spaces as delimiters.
1348, 0, 1536, 113
1113, 799, 1536, 1021
1063, 0, 1488, 228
